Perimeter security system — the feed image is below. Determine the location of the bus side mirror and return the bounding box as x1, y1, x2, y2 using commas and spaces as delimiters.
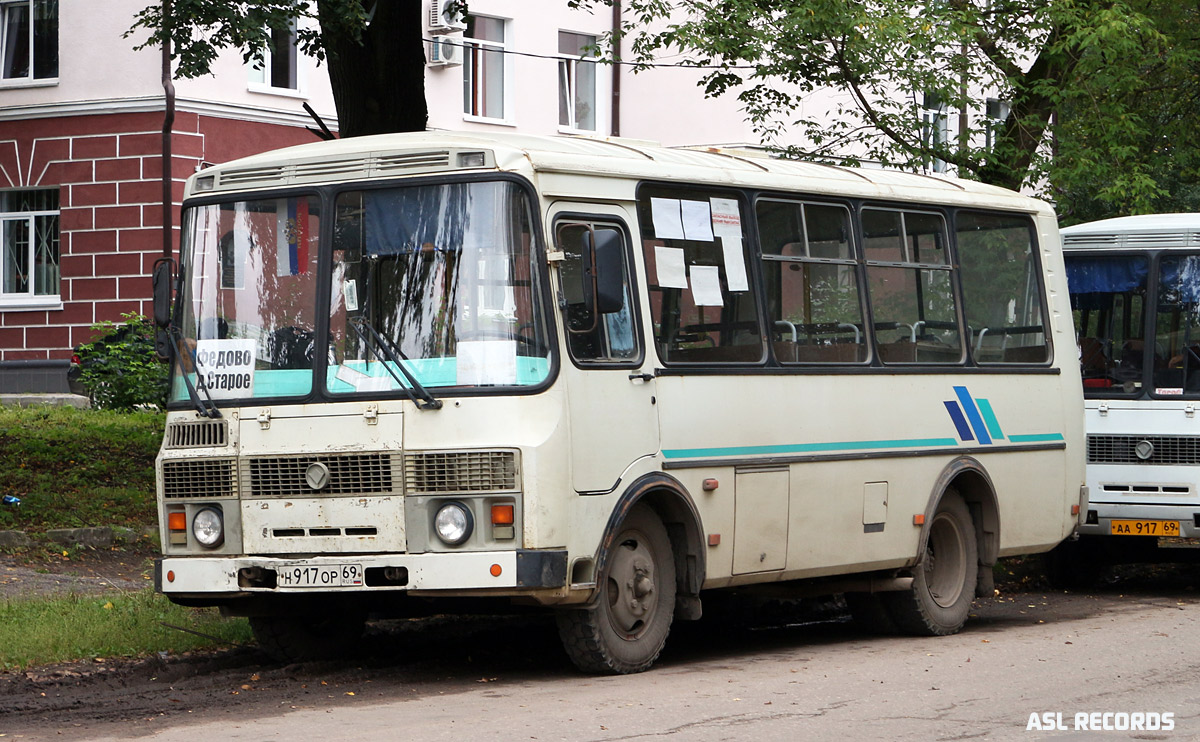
152, 258, 174, 329
587, 228, 624, 315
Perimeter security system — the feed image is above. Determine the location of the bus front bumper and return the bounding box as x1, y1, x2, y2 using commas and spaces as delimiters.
155, 550, 568, 596
1078, 502, 1200, 539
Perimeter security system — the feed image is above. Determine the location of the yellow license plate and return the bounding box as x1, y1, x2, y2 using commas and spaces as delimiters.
1110, 519, 1181, 537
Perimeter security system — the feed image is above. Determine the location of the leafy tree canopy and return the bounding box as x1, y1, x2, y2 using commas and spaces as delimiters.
576, 0, 1200, 219
129, 0, 429, 138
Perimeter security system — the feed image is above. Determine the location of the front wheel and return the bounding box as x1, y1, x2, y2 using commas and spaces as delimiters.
556, 505, 676, 674
883, 491, 978, 636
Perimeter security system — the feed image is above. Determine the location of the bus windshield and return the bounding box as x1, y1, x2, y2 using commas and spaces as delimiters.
1067, 254, 1149, 395
171, 180, 551, 405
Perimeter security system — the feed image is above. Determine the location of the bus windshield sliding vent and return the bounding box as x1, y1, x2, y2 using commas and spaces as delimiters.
163, 458, 236, 499
166, 420, 227, 449
375, 150, 452, 173
404, 450, 518, 495
247, 453, 397, 497
1088, 435, 1200, 465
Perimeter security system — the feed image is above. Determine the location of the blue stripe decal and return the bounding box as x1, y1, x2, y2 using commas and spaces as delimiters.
943, 401, 974, 441
976, 398, 1005, 440
1008, 433, 1065, 443
662, 438, 960, 460
954, 385, 992, 445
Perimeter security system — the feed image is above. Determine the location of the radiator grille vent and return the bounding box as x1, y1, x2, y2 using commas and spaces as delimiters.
165, 420, 228, 449
247, 453, 397, 497
162, 458, 236, 499
1088, 435, 1200, 465
404, 450, 518, 494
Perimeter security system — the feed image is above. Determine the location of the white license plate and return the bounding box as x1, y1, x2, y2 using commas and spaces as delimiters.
276, 564, 363, 588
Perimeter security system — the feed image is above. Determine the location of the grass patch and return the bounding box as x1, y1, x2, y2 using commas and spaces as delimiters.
0, 589, 252, 670
0, 406, 164, 533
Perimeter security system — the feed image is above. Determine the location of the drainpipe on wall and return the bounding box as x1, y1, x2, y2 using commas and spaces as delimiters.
610, 0, 621, 137
161, 0, 175, 260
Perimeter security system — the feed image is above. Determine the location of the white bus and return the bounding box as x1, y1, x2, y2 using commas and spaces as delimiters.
153, 131, 1084, 673
1060, 213, 1200, 578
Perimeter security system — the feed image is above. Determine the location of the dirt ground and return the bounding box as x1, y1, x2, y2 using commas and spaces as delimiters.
2, 551, 1198, 741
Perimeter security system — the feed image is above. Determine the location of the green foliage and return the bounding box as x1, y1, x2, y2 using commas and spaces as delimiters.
76, 313, 168, 412
0, 590, 252, 670
576, 0, 1200, 212
0, 406, 162, 533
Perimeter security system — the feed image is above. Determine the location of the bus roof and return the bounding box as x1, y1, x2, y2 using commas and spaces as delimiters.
1061, 213, 1200, 250
187, 130, 1047, 213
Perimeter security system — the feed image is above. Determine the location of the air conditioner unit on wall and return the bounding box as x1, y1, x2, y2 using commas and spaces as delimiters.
429, 0, 467, 33
428, 36, 463, 67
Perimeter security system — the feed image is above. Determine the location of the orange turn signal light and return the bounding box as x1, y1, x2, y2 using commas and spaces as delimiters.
491, 504, 515, 525
168, 512, 187, 531
490, 564, 503, 577
913, 514, 926, 526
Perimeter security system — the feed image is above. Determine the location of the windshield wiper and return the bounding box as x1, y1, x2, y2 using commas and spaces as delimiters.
166, 325, 222, 418
347, 316, 442, 410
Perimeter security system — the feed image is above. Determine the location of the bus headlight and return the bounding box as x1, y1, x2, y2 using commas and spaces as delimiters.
434, 502, 473, 546
192, 507, 224, 548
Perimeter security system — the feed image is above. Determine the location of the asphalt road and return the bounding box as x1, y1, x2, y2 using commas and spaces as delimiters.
8, 565, 1195, 742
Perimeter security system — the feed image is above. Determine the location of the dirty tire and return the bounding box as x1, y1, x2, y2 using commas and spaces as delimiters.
883, 491, 977, 636
556, 505, 676, 674
844, 592, 900, 635
249, 612, 365, 663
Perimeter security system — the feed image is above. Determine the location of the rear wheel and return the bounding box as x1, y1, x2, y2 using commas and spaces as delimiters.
883, 491, 977, 636
557, 505, 676, 674
249, 611, 365, 663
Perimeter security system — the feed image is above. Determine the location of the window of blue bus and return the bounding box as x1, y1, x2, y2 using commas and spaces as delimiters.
956, 211, 1049, 364
637, 186, 764, 365
326, 180, 552, 394
755, 198, 868, 363
1152, 254, 1200, 396
862, 208, 962, 364
1066, 254, 1149, 395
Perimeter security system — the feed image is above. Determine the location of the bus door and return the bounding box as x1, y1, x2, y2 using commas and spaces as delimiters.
552, 207, 659, 494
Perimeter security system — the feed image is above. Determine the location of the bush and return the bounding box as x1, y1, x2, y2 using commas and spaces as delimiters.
76, 313, 168, 411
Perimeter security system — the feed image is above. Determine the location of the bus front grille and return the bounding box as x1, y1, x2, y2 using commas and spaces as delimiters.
162, 458, 236, 499
1088, 435, 1200, 465
246, 453, 398, 497
404, 450, 518, 495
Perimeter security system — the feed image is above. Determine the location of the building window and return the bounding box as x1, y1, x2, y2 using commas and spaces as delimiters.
558, 31, 597, 132
921, 92, 949, 173
249, 20, 298, 91
1, 0, 57, 82
463, 16, 506, 120
1, 188, 59, 305
985, 98, 1010, 153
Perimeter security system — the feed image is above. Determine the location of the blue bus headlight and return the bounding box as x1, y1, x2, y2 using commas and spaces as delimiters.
434, 502, 473, 546
192, 507, 224, 548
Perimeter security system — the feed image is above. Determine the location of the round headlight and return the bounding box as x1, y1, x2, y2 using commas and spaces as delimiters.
192, 507, 224, 548
434, 502, 473, 546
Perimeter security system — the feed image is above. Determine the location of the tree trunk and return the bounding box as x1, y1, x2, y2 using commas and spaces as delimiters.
318, 0, 428, 137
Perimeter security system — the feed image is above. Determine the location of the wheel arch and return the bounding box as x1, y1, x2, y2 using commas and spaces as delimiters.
919, 456, 1000, 568
595, 472, 706, 620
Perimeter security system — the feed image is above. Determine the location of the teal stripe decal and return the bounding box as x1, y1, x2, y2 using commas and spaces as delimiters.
662, 437, 959, 460
976, 398, 1006, 440
1007, 433, 1065, 443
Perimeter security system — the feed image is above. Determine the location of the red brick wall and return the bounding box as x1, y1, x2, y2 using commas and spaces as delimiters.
0, 110, 319, 361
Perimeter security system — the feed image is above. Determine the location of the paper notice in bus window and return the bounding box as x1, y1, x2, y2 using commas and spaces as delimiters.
457, 340, 518, 386
709, 197, 741, 237
1156, 388, 1184, 396
681, 200, 714, 241
690, 265, 724, 306
654, 246, 689, 289
650, 197, 685, 240
721, 236, 749, 292
194, 339, 256, 399
343, 279, 359, 312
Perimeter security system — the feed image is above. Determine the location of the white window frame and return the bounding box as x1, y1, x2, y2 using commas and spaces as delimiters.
248, 19, 304, 97
462, 15, 512, 125
921, 94, 949, 174
0, 0, 57, 88
0, 190, 60, 309
557, 30, 599, 133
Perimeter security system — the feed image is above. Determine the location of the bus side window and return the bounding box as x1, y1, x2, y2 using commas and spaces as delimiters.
556, 221, 639, 364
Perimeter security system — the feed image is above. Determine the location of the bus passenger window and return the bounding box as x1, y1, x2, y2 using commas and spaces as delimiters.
556, 222, 639, 364
637, 187, 765, 365
863, 208, 962, 364
756, 200, 866, 363
957, 211, 1049, 365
